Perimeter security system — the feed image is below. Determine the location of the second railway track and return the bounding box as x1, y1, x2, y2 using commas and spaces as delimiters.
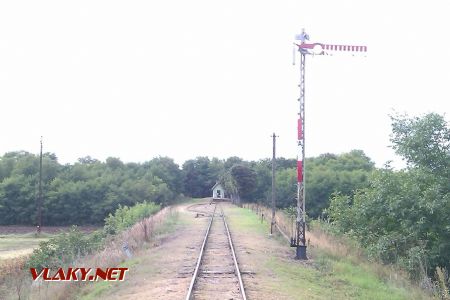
186, 203, 247, 300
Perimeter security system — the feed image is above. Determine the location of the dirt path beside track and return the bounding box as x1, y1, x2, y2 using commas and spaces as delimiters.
86, 200, 213, 299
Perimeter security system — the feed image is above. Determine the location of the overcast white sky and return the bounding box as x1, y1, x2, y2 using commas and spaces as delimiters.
1, 1, 449, 167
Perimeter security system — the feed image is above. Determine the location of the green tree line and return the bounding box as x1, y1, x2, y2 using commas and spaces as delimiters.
0, 156, 178, 225
327, 113, 449, 278
182, 151, 374, 218
0, 148, 374, 225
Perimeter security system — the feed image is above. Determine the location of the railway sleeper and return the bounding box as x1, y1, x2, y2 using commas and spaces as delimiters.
200, 270, 236, 275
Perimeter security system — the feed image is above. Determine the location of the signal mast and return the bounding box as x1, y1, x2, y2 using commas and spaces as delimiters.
291, 29, 367, 260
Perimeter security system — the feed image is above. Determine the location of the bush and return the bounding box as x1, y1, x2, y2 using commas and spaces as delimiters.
103, 201, 160, 235
26, 226, 104, 270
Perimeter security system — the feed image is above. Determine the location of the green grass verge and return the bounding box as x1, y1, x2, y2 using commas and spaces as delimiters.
226, 206, 269, 234
79, 258, 142, 300
226, 205, 427, 300
266, 253, 415, 299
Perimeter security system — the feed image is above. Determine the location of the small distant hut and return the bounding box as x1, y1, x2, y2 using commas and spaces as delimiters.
211, 182, 226, 200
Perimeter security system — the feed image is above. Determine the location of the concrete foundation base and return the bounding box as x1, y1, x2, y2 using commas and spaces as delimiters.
295, 245, 307, 260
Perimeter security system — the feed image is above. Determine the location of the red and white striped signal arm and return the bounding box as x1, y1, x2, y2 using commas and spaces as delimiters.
296, 42, 367, 55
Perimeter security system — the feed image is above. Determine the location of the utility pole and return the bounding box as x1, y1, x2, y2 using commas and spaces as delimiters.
37, 136, 43, 235
270, 133, 278, 235
290, 29, 367, 260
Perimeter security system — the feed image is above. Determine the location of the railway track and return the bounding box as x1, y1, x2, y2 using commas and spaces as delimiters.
186, 203, 247, 300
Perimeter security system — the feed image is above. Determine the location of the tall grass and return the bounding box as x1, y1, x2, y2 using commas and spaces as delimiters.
436, 267, 450, 300
0, 257, 28, 300
243, 203, 434, 299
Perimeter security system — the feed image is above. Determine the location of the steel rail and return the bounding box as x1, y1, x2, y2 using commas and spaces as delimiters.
186, 203, 215, 215
221, 206, 247, 300
185, 204, 217, 300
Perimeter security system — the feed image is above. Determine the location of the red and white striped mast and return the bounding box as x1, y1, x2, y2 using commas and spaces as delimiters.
291, 29, 367, 260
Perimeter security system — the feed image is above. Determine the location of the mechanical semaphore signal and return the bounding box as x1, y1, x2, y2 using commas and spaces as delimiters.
291, 29, 367, 260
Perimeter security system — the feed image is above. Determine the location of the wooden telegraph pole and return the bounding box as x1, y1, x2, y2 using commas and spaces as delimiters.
37, 136, 43, 235
270, 133, 278, 234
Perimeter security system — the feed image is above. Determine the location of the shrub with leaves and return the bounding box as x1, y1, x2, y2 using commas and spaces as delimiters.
103, 201, 160, 235
327, 113, 449, 283
26, 226, 104, 271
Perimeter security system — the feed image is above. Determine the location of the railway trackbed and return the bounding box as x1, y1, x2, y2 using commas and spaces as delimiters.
186, 203, 247, 300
